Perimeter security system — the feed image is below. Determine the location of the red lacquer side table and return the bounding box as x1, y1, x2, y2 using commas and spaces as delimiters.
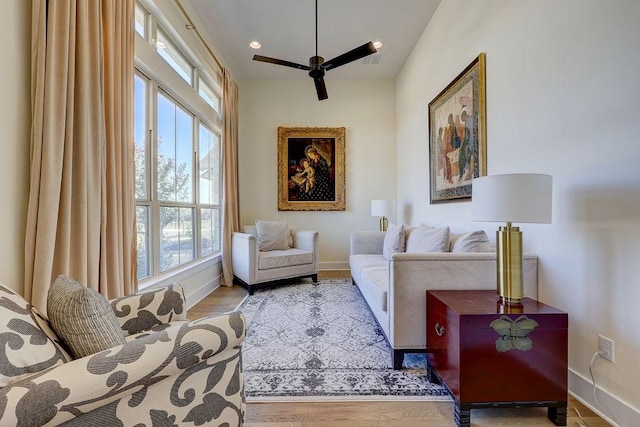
426, 290, 568, 427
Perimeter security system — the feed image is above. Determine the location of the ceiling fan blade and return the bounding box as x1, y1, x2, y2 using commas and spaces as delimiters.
314, 77, 328, 100
323, 41, 377, 71
253, 55, 311, 71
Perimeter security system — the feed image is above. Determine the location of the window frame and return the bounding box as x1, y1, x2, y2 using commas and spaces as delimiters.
134, 0, 223, 287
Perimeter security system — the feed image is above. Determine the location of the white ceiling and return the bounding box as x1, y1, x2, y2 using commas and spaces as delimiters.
186, 0, 441, 81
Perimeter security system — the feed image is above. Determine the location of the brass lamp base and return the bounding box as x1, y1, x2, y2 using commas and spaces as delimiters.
380, 216, 388, 232
496, 223, 524, 304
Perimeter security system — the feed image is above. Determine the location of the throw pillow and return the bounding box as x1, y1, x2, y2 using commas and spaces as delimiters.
256, 220, 290, 251
242, 225, 257, 236
405, 226, 450, 253
47, 275, 126, 359
0, 283, 68, 387
383, 223, 405, 260
450, 230, 492, 252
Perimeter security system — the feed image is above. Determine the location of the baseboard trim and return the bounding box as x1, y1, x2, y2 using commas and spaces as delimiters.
569, 368, 639, 427
320, 261, 349, 271
186, 275, 220, 311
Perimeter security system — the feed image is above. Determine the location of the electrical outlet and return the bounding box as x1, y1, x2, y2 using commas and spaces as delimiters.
598, 335, 615, 363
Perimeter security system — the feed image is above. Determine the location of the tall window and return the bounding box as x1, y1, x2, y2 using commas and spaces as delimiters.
134, 1, 222, 283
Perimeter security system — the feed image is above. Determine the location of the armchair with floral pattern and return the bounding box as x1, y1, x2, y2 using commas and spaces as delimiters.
0, 283, 245, 426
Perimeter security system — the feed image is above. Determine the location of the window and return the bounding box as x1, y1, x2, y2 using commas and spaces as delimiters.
134, 4, 147, 38
199, 79, 221, 115
156, 29, 193, 85
134, 73, 150, 278
199, 125, 220, 257
156, 93, 194, 272
134, 1, 222, 283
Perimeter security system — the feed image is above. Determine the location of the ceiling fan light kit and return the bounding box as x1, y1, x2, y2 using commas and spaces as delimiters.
252, 0, 377, 100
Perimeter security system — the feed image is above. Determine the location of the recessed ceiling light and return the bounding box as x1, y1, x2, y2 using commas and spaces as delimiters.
373, 41, 383, 49
249, 41, 261, 49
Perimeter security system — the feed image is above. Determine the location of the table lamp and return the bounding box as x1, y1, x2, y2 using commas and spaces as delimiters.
472, 174, 552, 305
371, 199, 394, 232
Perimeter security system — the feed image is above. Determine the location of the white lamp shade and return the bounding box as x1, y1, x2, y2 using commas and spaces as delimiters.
371, 199, 394, 217
472, 174, 552, 224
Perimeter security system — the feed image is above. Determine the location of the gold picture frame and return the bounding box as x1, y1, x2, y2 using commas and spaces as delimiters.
428, 53, 487, 203
277, 126, 346, 211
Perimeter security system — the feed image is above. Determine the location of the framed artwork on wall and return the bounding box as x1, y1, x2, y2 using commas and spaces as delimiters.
277, 126, 346, 211
428, 52, 487, 203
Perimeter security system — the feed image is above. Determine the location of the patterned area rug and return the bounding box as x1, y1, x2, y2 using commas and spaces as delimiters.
239, 279, 451, 401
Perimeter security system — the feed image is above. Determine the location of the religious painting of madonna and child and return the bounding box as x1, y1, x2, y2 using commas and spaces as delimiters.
277, 127, 346, 211
428, 53, 487, 203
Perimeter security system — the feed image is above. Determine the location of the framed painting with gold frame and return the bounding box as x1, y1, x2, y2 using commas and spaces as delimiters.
277, 126, 346, 211
428, 53, 487, 203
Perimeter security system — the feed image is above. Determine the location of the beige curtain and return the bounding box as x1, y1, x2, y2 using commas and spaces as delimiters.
26, 0, 136, 312
221, 68, 240, 286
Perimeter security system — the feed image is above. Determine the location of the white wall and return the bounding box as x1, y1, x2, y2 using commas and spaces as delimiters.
238, 79, 396, 267
0, 1, 30, 293
397, 0, 640, 424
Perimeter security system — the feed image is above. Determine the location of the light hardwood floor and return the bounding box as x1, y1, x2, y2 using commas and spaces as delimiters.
189, 271, 610, 427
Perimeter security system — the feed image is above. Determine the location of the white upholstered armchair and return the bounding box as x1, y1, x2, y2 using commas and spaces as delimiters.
231, 222, 319, 295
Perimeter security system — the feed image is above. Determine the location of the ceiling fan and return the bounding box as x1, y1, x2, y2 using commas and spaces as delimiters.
252, 0, 377, 101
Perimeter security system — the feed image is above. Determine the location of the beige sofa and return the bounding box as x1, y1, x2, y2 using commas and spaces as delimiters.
349, 230, 538, 369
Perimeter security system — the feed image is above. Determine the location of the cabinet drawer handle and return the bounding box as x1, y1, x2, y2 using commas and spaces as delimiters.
435, 322, 446, 337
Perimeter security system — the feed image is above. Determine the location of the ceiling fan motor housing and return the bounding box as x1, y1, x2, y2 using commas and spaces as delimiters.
309, 56, 325, 78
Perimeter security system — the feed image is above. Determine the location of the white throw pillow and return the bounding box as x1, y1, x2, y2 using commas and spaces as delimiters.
405, 226, 450, 253
383, 223, 405, 260
256, 220, 290, 251
450, 230, 492, 252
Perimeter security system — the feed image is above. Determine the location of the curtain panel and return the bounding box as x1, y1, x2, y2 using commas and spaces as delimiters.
221, 69, 240, 286
26, 0, 136, 312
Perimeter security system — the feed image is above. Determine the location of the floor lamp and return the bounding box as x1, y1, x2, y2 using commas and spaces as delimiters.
472, 174, 552, 305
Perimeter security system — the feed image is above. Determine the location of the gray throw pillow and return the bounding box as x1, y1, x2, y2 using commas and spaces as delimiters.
256, 220, 290, 251
47, 275, 126, 359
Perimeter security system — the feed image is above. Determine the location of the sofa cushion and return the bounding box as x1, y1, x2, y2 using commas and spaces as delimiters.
405, 226, 450, 253
383, 223, 405, 260
450, 230, 492, 252
349, 254, 385, 278
258, 248, 313, 270
349, 254, 388, 313
47, 275, 126, 359
256, 220, 290, 251
359, 266, 388, 312
0, 283, 68, 387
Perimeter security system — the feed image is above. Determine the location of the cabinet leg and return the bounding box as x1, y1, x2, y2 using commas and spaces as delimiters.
548, 405, 567, 426
454, 403, 471, 427
426, 362, 441, 384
